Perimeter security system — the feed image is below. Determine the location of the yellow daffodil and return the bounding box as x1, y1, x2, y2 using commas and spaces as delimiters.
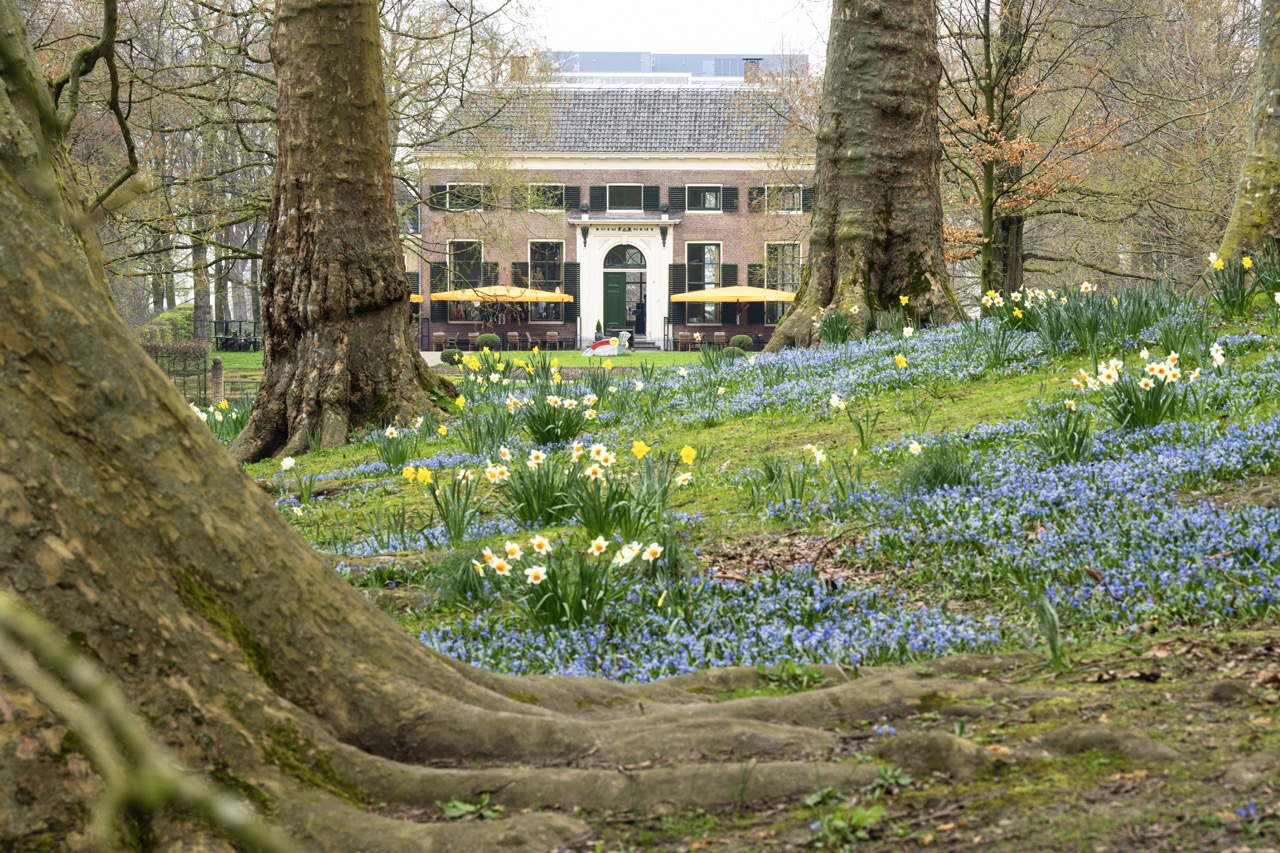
437, 425, 448, 436
1213, 258, 1225, 270
402, 466, 416, 480
217, 399, 229, 410
632, 440, 652, 460
1243, 256, 1254, 269
416, 468, 433, 484
602, 360, 612, 370
679, 445, 697, 465
551, 358, 559, 368
455, 395, 466, 407
894, 353, 907, 368
1012, 308, 1023, 318
899, 294, 910, 306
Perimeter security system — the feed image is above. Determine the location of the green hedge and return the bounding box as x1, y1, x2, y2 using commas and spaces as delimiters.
729, 334, 754, 351
138, 305, 196, 342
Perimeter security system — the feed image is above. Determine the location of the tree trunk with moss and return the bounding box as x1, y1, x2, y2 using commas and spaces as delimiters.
1218, 0, 1280, 258
766, 0, 959, 351
0, 3, 1030, 849
227, 0, 451, 462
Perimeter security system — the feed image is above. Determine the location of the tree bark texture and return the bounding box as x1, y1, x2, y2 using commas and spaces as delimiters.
191, 231, 211, 341
766, 0, 959, 351
993, 213, 1024, 294
228, 0, 451, 462
1, 4, 1030, 849
1219, 0, 1280, 257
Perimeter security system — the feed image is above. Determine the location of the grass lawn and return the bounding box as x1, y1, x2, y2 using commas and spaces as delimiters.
211, 349, 264, 370
458, 349, 706, 368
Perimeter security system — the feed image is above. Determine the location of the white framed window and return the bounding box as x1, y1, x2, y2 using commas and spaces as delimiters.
765, 242, 802, 324
767, 185, 803, 213
446, 183, 484, 211
685, 185, 722, 212
528, 240, 565, 322
447, 240, 483, 322
607, 184, 643, 211
528, 183, 565, 212
686, 242, 722, 325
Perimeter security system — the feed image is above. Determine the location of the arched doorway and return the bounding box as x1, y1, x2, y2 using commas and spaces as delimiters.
603, 244, 647, 335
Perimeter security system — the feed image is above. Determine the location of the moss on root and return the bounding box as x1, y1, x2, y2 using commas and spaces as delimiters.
263, 720, 372, 809
174, 571, 277, 688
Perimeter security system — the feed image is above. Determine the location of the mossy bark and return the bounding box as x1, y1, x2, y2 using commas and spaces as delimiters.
766, 0, 960, 352
1218, 0, 1280, 258
227, 0, 451, 462
1, 3, 1022, 849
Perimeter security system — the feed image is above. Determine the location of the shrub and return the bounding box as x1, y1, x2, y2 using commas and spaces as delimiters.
721, 346, 746, 360
475, 333, 501, 351
729, 334, 753, 351
137, 305, 196, 342
898, 439, 975, 492
441, 348, 463, 365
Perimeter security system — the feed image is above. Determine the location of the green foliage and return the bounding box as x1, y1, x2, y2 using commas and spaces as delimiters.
721, 346, 746, 360
455, 409, 513, 455
440, 348, 463, 365
805, 788, 887, 850
1030, 401, 1093, 465
1095, 362, 1190, 430
368, 426, 424, 471
138, 305, 196, 342
812, 305, 857, 345
898, 439, 975, 493
756, 660, 832, 693
516, 548, 621, 628
498, 455, 577, 525
1036, 595, 1068, 670
729, 334, 754, 351
475, 333, 501, 350
1206, 254, 1261, 318
427, 469, 481, 543
522, 395, 587, 445
437, 793, 504, 821
204, 397, 252, 444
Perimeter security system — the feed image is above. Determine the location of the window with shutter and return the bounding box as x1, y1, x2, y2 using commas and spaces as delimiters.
407, 271, 421, 318
481, 262, 499, 286
588, 186, 607, 212
685, 185, 721, 212
427, 185, 447, 210
747, 263, 766, 286
511, 186, 530, 211
668, 187, 686, 212
563, 262, 580, 322
563, 186, 582, 211
802, 187, 814, 212
686, 244, 721, 324
721, 263, 739, 286
528, 183, 565, 211
668, 264, 687, 324
722, 186, 739, 212
642, 185, 660, 211
447, 241, 482, 321
746, 186, 765, 212
429, 262, 448, 322
766, 185, 803, 213
446, 183, 483, 211
511, 262, 529, 287
766, 243, 802, 323
529, 242, 564, 322
606, 184, 642, 211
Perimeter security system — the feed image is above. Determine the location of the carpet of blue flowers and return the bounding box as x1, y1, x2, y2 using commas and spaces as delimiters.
235, 285, 1280, 684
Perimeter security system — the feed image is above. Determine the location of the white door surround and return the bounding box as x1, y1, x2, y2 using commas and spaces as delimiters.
572, 218, 677, 347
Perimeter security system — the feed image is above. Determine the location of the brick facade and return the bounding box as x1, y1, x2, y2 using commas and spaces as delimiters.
411, 166, 811, 350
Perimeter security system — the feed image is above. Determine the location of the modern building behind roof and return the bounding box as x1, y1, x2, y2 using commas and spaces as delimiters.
547, 51, 807, 78
411, 66, 813, 353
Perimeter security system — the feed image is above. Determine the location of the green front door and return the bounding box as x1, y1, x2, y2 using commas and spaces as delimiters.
603, 272, 628, 331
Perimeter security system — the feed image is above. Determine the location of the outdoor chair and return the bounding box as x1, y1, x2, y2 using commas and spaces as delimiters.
676, 331, 691, 351
431, 332, 446, 351
545, 331, 560, 350
524, 331, 540, 350
506, 331, 521, 350
713, 331, 727, 348
466, 332, 479, 350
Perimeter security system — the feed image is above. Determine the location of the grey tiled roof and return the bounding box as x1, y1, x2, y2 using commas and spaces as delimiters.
424, 86, 789, 155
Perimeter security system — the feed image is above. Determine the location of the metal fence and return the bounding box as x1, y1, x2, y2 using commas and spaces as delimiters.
142, 341, 209, 406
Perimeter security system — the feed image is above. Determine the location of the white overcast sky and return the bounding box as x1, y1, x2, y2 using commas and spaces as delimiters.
529, 0, 831, 62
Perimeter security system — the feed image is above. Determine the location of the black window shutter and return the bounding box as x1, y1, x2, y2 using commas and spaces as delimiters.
802, 187, 814, 212
407, 271, 421, 317
429, 261, 448, 322
668, 187, 686, 212
564, 186, 582, 211
511, 186, 530, 210
589, 186, 607, 212
747, 302, 765, 325
563, 263, 580, 321
747, 263, 766, 286
427, 185, 447, 210
668, 263, 687, 323
643, 185, 661, 211
721, 263, 739, 286
512, 262, 529, 287
722, 186, 739, 212
482, 185, 498, 210
747, 186, 766, 212
481, 262, 499, 286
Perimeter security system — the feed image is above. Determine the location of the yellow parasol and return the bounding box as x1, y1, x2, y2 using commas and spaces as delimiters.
670, 285, 796, 304
429, 285, 574, 303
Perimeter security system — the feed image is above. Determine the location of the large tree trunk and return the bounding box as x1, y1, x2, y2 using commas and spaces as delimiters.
993, 213, 1024, 294
228, 0, 451, 462
1218, 0, 1280, 257
0, 3, 1036, 848
766, 0, 959, 350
